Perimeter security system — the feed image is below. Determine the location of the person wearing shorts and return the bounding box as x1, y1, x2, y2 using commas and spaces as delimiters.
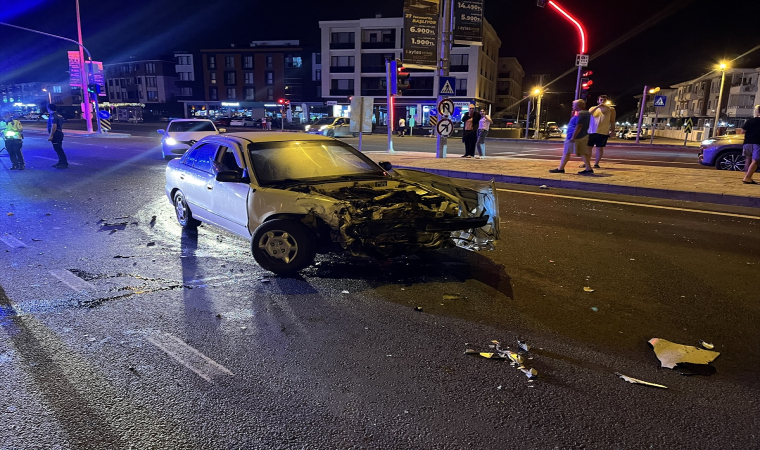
741, 105, 760, 184
550, 99, 593, 174
583, 95, 616, 168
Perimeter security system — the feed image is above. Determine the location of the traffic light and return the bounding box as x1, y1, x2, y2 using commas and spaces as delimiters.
278, 98, 290, 105
580, 70, 593, 97
87, 84, 96, 95
397, 65, 411, 96
536, 0, 546, 7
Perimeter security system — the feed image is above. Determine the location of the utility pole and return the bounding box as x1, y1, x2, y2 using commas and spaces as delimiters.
76, 0, 93, 133
386, 59, 395, 153
435, 0, 453, 158
525, 98, 532, 139
533, 88, 543, 139
635, 85, 648, 144
712, 62, 728, 138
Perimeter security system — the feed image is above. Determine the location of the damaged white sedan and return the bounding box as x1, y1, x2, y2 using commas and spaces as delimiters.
165, 132, 499, 274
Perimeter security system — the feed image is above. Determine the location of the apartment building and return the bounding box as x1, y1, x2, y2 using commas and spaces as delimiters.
173, 51, 203, 101
494, 57, 525, 120
318, 16, 501, 126
104, 59, 179, 119
634, 88, 677, 127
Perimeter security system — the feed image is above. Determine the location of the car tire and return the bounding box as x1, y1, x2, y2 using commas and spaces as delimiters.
251, 220, 316, 274
352, 132, 359, 137
715, 151, 746, 171
327, 130, 335, 138
173, 191, 201, 229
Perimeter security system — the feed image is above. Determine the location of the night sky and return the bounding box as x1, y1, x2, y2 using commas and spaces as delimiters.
2, 0, 759, 117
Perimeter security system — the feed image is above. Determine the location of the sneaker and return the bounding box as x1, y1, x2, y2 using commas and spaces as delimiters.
593, 164, 601, 168
17, 165, 25, 170
53, 164, 69, 169
10, 165, 18, 170
549, 168, 565, 173
579, 164, 586, 168
578, 169, 594, 175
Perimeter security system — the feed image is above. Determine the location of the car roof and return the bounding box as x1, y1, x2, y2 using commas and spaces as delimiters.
216, 132, 335, 144
170, 119, 213, 123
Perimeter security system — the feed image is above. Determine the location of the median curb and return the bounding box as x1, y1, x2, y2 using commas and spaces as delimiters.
393, 165, 760, 209
22, 129, 132, 138
468, 137, 700, 149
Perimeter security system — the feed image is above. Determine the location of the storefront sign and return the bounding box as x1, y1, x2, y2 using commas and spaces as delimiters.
222, 102, 240, 107
403, 0, 440, 69
453, 0, 484, 45
68, 51, 83, 87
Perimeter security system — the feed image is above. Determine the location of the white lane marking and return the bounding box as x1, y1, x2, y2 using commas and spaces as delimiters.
497, 188, 760, 220
146, 332, 234, 382
31, 156, 84, 166
0, 235, 27, 248
49, 269, 96, 291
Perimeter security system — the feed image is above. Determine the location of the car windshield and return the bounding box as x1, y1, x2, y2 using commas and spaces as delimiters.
248, 140, 385, 186
312, 118, 336, 126
168, 121, 216, 132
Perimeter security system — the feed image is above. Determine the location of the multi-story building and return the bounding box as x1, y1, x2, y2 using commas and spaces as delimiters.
725, 68, 759, 127
634, 88, 677, 127
1, 81, 80, 115
494, 57, 525, 120
104, 59, 179, 120
173, 51, 203, 101
318, 16, 501, 127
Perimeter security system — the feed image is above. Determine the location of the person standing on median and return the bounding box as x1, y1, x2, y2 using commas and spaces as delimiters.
741, 105, 760, 184
583, 95, 616, 168
47, 104, 68, 169
549, 99, 593, 174
475, 108, 492, 159
2, 111, 25, 170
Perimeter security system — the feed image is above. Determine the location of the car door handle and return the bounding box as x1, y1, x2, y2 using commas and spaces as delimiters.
180, 175, 185, 180
206, 185, 213, 190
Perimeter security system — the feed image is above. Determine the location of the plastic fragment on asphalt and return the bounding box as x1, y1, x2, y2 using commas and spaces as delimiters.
521, 368, 538, 379
700, 340, 715, 350
146, 242, 156, 247
6, 212, 13, 216
443, 294, 462, 300
591, 307, 599, 312
414, 306, 423, 312
517, 340, 531, 352
648, 338, 720, 369
615, 372, 667, 389
539, 185, 548, 189
341, 290, 349, 294
507, 351, 523, 364
583, 287, 595, 292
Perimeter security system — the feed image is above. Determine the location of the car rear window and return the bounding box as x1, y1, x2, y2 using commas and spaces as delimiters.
168, 121, 216, 132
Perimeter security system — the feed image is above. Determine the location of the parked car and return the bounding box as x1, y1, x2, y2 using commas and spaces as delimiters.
165, 132, 499, 274
616, 128, 647, 140
213, 117, 232, 127
157, 119, 225, 160
230, 117, 257, 127
546, 122, 562, 138
698, 134, 745, 170
304, 117, 357, 137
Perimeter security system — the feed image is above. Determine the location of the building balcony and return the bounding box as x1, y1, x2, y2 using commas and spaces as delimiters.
330, 66, 355, 73
361, 42, 396, 49
330, 89, 354, 96
330, 43, 355, 50
684, 91, 704, 100
726, 106, 755, 117
729, 84, 758, 95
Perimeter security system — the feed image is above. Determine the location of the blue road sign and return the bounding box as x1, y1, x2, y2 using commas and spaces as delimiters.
653, 95, 667, 107
438, 76, 456, 96
429, 108, 437, 116
98, 110, 111, 120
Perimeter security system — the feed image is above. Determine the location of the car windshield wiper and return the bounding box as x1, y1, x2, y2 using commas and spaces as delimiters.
334, 174, 386, 181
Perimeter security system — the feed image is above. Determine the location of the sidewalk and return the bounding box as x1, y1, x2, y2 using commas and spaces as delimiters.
364, 151, 760, 209
20, 123, 131, 138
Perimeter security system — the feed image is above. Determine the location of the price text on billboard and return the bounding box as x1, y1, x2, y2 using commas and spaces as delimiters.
403, 0, 440, 69
453, 0, 484, 45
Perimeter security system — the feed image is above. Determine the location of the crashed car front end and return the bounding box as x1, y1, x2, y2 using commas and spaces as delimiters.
264, 171, 499, 258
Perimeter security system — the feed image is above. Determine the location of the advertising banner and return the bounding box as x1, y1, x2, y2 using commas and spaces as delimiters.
453, 0, 484, 45
68, 51, 83, 87
402, 0, 440, 69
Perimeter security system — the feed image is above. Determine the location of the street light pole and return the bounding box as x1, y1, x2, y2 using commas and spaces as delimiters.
712, 63, 727, 138
435, 0, 453, 158
533, 88, 543, 139
635, 85, 648, 144
525, 98, 532, 139
547, 1, 587, 100
76, 0, 93, 133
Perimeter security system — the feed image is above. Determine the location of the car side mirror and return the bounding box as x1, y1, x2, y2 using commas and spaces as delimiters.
216, 170, 248, 183
218, 128, 226, 133
378, 161, 392, 171
157, 129, 165, 135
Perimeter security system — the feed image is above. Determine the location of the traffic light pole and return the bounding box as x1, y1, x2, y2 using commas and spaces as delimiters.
385, 60, 395, 153
574, 63, 583, 100
635, 85, 648, 144
435, 0, 453, 158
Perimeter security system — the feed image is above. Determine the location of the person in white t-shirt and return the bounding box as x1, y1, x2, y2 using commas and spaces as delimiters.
475, 109, 492, 159
583, 95, 616, 168
398, 117, 406, 136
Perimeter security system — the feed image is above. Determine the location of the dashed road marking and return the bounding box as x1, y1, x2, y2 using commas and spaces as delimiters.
146, 332, 234, 382
0, 235, 27, 248
49, 269, 96, 291
497, 188, 760, 220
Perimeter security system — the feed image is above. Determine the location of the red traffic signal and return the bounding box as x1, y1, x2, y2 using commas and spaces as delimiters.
278, 98, 285, 104
582, 70, 593, 77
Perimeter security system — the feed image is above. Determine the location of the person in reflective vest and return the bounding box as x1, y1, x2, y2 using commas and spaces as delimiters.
2, 112, 25, 170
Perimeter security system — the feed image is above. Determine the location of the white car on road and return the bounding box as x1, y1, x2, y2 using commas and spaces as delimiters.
158, 119, 225, 160
165, 132, 499, 274
230, 117, 257, 127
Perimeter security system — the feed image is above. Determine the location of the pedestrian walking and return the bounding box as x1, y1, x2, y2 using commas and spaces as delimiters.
549, 99, 593, 174
398, 117, 406, 136
741, 105, 760, 184
475, 108, 492, 159
582, 95, 616, 168
47, 103, 68, 169
260, 115, 267, 130
461, 105, 481, 158
2, 112, 25, 170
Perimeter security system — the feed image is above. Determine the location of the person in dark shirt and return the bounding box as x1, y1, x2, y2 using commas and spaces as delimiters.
461, 105, 481, 158
47, 103, 68, 169
549, 99, 592, 174
741, 105, 760, 184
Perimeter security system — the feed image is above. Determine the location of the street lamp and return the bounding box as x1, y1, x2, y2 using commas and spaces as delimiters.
42, 88, 51, 104
635, 85, 657, 144
712, 61, 729, 138
648, 87, 660, 144
533, 87, 544, 139
547, 1, 587, 100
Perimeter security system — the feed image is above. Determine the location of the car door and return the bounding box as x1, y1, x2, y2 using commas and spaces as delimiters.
183, 143, 219, 221
208, 144, 252, 239
335, 118, 349, 136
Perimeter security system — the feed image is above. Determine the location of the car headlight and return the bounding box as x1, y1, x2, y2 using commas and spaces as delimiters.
702, 139, 716, 146
304, 125, 310, 131
319, 126, 327, 131
165, 137, 177, 145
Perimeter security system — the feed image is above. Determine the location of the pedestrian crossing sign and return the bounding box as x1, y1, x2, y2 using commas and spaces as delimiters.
439, 76, 456, 96
653, 95, 667, 107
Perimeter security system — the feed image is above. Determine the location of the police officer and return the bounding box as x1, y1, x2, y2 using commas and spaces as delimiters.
2, 112, 25, 170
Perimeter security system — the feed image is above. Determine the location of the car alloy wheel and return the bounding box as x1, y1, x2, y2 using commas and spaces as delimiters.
251, 219, 316, 274
327, 129, 335, 138
716, 152, 745, 171
173, 191, 201, 228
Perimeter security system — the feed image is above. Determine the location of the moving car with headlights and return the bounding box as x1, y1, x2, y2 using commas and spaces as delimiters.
698, 134, 745, 170
165, 133, 499, 274
158, 119, 224, 160
230, 117, 258, 127
304, 117, 357, 137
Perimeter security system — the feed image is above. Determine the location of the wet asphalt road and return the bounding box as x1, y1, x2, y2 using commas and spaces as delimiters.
0, 134, 758, 449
